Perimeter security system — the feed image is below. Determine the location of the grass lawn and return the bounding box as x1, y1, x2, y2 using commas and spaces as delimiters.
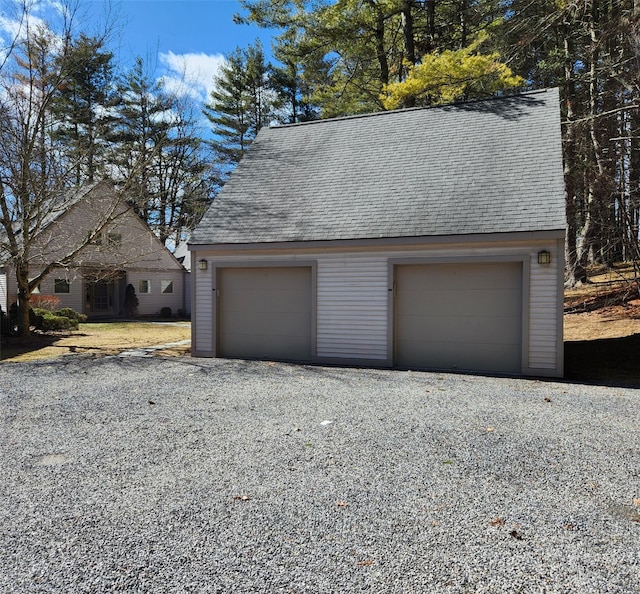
0, 322, 191, 362
2, 262, 640, 386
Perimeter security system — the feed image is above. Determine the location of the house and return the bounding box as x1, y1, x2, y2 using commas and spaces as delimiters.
188, 88, 566, 377
2, 181, 185, 318
173, 241, 192, 315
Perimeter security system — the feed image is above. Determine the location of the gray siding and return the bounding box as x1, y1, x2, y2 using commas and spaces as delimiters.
317, 256, 387, 360
194, 262, 213, 354
528, 238, 563, 370
192, 235, 563, 377
4, 268, 184, 317
127, 270, 184, 316
0, 273, 6, 312
183, 271, 191, 315
4, 270, 85, 312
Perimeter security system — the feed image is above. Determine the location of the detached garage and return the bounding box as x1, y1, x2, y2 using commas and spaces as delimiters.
190, 88, 566, 377
393, 262, 523, 373
216, 266, 314, 361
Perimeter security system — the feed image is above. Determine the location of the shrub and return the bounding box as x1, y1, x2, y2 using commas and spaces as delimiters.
0, 307, 13, 336
30, 295, 61, 311
30, 308, 79, 331
123, 284, 138, 317
40, 313, 79, 332
29, 308, 44, 329
160, 306, 172, 318
56, 308, 87, 323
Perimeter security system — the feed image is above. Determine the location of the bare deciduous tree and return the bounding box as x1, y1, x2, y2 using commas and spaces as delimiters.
0, 1, 128, 335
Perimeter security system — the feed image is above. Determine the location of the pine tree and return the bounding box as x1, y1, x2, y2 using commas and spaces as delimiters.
495, 0, 640, 284
238, 0, 512, 116
108, 57, 214, 245
381, 33, 524, 109
107, 57, 174, 222
51, 34, 114, 184
203, 42, 273, 169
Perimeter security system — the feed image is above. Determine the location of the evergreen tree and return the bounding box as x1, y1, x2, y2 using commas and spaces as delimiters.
268, 29, 322, 123
107, 57, 173, 222
108, 57, 214, 246
495, 0, 640, 284
51, 34, 114, 184
238, 0, 512, 116
203, 42, 273, 169
381, 33, 523, 108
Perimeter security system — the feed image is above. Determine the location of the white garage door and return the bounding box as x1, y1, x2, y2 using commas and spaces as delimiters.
394, 262, 522, 373
218, 267, 312, 361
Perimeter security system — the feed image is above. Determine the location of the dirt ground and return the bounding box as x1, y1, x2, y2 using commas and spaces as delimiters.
565, 306, 640, 340
564, 266, 640, 385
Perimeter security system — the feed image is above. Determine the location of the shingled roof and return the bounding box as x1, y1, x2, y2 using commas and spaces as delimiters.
190, 88, 565, 246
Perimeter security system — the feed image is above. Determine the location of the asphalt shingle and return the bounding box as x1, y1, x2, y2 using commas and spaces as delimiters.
190, 88, 566, 246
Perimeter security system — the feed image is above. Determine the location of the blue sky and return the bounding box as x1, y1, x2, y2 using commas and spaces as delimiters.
109, 0, 270, 60
99, 0, 277, 102
0, 0, 277, 103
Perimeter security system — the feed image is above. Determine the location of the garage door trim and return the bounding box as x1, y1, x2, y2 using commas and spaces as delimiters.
388, 255, 530, 374
212, 260, 317, 360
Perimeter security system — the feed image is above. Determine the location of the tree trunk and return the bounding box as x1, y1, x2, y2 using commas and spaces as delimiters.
425, 0, 436, 52
562, 25, 587, 286
459, 0, 468, 48
402, 0, 416, 67
365, 1, 390, 88
16, 266, 32, 336
401, 0, 416, 107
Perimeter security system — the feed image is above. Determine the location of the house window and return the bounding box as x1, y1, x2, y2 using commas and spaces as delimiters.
108, 232, 122, 246
160, 280, 173, 294
138, 280, 151, 294
54, 279, 70, 294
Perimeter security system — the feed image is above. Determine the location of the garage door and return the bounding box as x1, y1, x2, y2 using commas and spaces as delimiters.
218, 267, 312, 361
394, 262, 522, 373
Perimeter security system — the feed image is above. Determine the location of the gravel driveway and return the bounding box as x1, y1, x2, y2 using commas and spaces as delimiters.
1, 355, 639, 593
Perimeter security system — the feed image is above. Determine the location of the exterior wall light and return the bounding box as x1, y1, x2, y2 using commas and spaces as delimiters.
198, 259, 208, 271
537, 250, 551, 265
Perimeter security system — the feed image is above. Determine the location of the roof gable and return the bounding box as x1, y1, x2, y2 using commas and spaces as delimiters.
2, 180, 183, 271
191, 88, 566, 246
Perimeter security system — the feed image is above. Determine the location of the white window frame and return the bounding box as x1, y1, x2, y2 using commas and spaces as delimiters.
160, 280, 174, 294
138, 280, 151, 294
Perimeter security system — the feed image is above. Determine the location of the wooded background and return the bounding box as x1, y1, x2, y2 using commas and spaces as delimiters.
1, 0, 639, 289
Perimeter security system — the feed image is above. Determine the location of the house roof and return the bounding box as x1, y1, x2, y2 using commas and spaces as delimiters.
190, 88, 566, 247
0, 180, 108, 254
173, 241, 191, 271
1, 180, 185, 271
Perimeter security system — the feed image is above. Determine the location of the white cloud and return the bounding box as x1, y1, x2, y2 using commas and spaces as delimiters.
159, 51, 226, 102
0, 12, 48, 43
0, 0, 65, 65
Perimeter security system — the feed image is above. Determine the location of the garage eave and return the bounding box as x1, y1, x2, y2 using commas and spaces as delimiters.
188, 229, 566, 254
